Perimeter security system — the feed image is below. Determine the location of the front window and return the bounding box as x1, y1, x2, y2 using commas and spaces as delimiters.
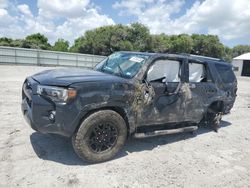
147, 59, 180, 82
95, 52, 150, 78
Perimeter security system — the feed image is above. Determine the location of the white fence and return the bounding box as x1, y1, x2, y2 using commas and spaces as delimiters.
0, 46, 106, 68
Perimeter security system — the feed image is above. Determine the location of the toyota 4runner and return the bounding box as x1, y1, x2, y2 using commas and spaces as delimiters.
21, 52, 237, 163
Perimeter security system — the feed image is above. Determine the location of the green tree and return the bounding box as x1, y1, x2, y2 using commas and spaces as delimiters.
150, 34, 171, 53
0, 37, 24, 47
0, 37, 13, 46
71, 24, 134, 55
71, 26, 112, 55
70, 36, 87, 53
71, 23, 152, 55
222, 46, 233, 62
110, 24, 133, 51
129, 23, 151, 51
169, 34, 193, 53
22, 33, 51, 50
232, 45, 250, 58
11, 39, 23, 47
53, 39, 69, 52
191, 34, 224, 58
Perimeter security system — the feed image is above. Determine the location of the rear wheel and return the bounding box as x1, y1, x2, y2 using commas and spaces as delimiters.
72, 110, 127, 163
207, 112, 222, 132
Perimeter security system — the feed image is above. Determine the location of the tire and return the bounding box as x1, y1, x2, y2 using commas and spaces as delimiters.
72, 110, 127, 163
207, 112, 222, 132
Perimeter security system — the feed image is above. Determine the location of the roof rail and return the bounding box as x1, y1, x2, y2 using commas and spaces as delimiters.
179, 53, 190, 56
189, 54, 224, 62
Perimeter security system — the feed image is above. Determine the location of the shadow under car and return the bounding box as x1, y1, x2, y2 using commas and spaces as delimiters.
30, 120, 231, 165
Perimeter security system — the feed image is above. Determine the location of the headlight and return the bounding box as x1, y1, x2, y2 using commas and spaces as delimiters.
37, 85, 77, 102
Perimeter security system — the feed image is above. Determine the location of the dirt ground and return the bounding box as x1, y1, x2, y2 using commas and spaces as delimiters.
0, 65, 250, 188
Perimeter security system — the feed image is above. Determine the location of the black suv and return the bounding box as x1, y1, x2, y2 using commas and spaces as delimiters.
21, 52, 237, 163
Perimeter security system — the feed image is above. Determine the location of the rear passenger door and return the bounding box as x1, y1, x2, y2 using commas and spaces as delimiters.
185, 60, 217, 122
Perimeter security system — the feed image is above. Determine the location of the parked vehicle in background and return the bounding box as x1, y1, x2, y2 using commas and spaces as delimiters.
21, 51, 237, 163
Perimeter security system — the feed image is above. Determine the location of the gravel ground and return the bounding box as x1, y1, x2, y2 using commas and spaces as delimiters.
0, 65, 250, 188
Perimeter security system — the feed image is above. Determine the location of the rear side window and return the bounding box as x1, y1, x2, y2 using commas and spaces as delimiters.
189, 62, 206, 82
215, 64, 235, 83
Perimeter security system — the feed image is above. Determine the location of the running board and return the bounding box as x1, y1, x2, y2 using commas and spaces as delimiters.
133, 126, 198, 139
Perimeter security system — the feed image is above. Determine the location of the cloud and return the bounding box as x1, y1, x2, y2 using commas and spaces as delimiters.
113, 0, 250, 45
55, 9, 114, 42
112, 0, 155, 16
17, 4, 33, 17
0, 1, 114, 44
0, 0, 8, 9
0, 7, 15, 27
172, 0, 250, 41
37, 0, 90, 18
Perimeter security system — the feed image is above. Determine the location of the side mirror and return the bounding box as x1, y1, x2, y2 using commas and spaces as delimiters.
162, 74, 168, 85
162, 76, 166, 83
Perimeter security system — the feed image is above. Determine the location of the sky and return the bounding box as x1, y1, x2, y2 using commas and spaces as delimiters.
0, 0, 250, 47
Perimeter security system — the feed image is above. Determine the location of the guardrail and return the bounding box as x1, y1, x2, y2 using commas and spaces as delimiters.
0, 46, 106, 68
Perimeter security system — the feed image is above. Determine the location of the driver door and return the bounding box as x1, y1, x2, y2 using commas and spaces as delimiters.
139, 58, 188, 126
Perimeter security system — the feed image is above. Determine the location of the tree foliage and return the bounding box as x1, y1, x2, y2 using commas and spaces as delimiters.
150, 34, 171, 53
52, 39, 69, 52
70, 24, 231, 60
191, 34, 225, 58
129, 23, 151, 51
70, 24, 146, 55
231, 45, 250, 58
0, 37, 23, 47
170, 34, 194, 53
22, 33, 51, 50
1, 23, 250, 61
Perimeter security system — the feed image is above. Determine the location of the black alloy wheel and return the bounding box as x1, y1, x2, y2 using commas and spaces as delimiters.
87, 123, 118, 153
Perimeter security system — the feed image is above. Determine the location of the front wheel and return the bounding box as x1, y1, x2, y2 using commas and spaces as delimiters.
72, 110, 127, 163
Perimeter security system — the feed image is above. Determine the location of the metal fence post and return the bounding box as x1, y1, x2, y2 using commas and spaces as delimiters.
57, 53, 59, 66
37, 49, 40, 66
92, 56, 94, 68
76, 55, 79, 67
14, 48, 17, 64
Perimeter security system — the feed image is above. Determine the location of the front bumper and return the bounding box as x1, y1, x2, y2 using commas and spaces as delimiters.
21, 77, 80, 137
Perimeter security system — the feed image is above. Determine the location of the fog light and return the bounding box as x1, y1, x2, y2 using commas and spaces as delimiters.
49, 111, 56, 122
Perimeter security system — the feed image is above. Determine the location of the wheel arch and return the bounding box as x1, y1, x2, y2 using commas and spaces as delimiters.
207, 100, 224, 114
74, 106, 131, 137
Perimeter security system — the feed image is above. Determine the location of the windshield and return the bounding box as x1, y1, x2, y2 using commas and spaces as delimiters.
95, 52, 150, 78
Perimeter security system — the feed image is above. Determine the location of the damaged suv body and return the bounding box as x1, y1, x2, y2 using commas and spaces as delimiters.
21, 52, 237, 163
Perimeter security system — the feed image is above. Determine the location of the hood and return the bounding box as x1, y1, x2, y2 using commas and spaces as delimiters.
32, 68, 123, 86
